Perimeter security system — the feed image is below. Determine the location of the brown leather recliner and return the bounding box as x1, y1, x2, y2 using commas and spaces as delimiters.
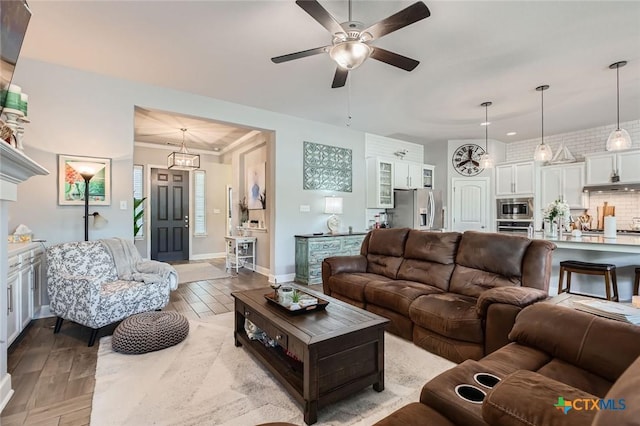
375, 303, 640, 426
322, 228, 556, 363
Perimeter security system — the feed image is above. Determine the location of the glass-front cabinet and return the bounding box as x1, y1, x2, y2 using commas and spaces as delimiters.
366, 157, 394, 208
422, 164, 435, 188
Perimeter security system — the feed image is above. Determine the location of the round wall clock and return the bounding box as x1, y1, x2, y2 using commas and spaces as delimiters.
452, 143, 485, 176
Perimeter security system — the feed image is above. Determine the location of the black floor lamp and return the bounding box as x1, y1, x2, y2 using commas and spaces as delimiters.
68, 162, 106, 241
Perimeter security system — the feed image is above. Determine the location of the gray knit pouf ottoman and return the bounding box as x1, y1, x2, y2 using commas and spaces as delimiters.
112, 311, 189, 354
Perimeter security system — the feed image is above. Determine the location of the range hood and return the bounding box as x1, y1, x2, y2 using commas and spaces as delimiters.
582, 183, 640, 192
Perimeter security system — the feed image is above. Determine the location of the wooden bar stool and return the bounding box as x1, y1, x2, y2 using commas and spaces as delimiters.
558, 260, 619, 302
634, 267, 640, 296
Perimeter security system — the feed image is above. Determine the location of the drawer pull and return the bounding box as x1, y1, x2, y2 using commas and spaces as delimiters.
244, 311, 250, 317
275, 334, 283, 340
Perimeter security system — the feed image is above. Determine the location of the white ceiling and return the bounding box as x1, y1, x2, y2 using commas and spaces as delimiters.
20, 1, 640, 148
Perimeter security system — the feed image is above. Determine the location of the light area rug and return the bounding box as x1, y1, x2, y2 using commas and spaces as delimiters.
174, 262, 230, 284
91, 312, 456, 426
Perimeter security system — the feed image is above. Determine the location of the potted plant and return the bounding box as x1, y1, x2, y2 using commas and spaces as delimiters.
238, 196, 249, 224
290, 290, 301, 310
133, 197, 147, 237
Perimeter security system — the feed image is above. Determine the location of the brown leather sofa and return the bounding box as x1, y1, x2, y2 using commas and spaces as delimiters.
322, 228, 556, 363
374, 303, 640, 426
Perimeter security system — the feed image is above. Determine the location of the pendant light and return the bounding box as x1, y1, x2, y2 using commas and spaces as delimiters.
605, 61, 632, 151
168, 128, 200, 170
479, 101, 494, 168
533, 85, 553, 162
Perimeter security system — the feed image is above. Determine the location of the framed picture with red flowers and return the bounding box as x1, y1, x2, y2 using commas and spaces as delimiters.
58, 154, 111, 205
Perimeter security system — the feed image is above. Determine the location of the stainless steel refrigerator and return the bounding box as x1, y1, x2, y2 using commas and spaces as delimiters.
387, 189, 444, 230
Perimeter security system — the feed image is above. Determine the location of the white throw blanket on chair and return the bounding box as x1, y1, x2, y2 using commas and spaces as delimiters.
100, 238, 178, 290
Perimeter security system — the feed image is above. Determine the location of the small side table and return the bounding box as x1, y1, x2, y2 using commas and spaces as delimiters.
225, 236, 256, 273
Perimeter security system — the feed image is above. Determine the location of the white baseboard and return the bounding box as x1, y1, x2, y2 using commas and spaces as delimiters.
269, 273, 295, 284
0, 373, 14, 412
33, 305, 53, 319
191, 252, 225, 260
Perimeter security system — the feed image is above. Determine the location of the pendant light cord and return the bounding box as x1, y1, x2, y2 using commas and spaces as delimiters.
348, 0, 352, 21
616, 63, 620, 130
541, 88, 544, 146
485, 104, 488, 151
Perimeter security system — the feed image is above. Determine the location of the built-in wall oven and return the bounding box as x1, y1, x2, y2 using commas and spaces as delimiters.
497, 198, 533, 234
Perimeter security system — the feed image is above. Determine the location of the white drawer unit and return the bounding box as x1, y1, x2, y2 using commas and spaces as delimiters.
5, 243, 45, 346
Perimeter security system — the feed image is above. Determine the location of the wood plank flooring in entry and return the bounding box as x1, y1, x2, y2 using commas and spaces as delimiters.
1, 259, 309, 426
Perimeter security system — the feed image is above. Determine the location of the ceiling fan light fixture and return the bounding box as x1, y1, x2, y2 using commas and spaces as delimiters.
606, 60, 632, 151
168, 128, 200, 170
329, 40, 371, 70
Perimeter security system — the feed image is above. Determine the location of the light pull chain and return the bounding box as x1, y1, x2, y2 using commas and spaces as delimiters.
346, 76, 352, 127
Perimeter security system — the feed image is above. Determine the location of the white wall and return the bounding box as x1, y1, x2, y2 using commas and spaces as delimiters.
9, 58, 366, 280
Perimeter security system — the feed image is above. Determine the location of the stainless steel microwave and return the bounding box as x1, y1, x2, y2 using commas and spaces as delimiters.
497, 198, 533, 220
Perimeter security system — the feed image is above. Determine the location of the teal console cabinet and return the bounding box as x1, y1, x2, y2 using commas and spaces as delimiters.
295, 233, 367, 285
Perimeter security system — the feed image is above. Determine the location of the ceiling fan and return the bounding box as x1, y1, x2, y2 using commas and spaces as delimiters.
271, 0, 431, 88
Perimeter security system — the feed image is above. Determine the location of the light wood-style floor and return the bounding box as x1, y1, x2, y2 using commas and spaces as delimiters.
0, 258, 291, 425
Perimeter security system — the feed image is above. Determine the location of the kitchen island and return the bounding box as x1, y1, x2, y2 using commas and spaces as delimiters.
533, 232, 640, 302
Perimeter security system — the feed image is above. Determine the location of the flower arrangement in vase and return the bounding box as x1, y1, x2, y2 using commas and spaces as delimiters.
543, 198, 570, 237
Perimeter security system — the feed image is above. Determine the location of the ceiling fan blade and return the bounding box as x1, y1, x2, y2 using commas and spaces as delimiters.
295, 0, 344, 35
271, 46, 328, 63
362, 1, 430, 40
370, 47, 420, 71
331, 67, 348, 88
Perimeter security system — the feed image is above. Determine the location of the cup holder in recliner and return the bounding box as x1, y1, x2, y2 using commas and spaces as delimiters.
473, 372, 501, 389
454, 384, 486, 404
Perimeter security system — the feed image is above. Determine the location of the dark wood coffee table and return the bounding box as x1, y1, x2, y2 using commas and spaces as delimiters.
232, 285, 389, 424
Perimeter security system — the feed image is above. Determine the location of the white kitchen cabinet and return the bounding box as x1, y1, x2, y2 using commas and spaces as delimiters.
617, 150, 640, 182
393, 161, 422, 189
366, 157, 394, 208
422, 164, 435, 188
541, 163, 585, 209
585, 150, 640, 185
496, 161, 535, 196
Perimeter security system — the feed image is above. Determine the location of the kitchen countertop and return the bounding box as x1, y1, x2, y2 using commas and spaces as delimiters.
532, 231, 640, 253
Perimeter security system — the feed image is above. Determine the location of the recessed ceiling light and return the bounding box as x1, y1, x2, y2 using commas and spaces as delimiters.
506, 132, 517, 136
480, 121, 491, 126
213, 147, 220, 151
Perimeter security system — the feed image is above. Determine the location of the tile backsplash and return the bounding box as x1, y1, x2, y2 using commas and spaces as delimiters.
586, 192, 640, 230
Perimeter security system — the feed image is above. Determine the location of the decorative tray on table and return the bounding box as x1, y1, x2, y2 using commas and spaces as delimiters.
264, 289, 329, 315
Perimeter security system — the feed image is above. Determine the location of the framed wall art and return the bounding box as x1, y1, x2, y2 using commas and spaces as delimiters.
247, 161, 266, 210
303, 141, 352, 192
58, 154, 111, 205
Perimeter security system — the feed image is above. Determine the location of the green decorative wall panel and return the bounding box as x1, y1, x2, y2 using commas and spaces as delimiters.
303, 141, 352, 192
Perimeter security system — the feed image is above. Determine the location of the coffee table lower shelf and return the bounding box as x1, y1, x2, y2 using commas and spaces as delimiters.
234, 331, 304, 397
233, 288, 388, 425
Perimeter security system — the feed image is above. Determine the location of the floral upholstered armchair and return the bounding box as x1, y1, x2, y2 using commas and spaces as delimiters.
46, 238, 178, 346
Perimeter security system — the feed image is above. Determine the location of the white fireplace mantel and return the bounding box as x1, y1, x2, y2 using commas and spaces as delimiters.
0, 142, 49, 202
1, 142, 48, 410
